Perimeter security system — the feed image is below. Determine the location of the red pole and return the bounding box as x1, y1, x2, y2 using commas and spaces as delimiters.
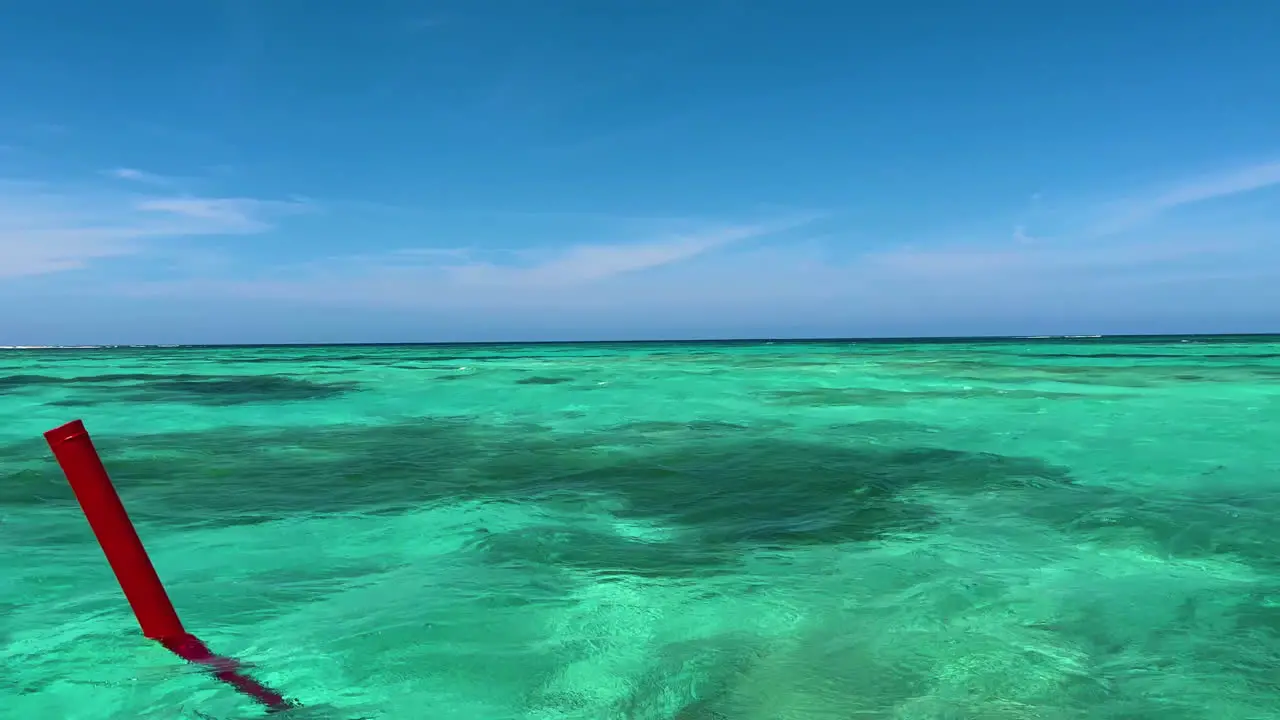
44, 420, 297, 713
44, 420, 184, 640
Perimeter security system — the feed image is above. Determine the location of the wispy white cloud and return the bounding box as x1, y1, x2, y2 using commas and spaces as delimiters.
103, 167, 171, 186
109, 154, 1280, 322
441, 217, 812, 288
113, 215, 820, 307
136, 196, 308, 233
863, 236, 1251, 280
1096, 159, 1280, 234
23, 155, 1280, 340
0, 177, 310, 279
115, 224, 1271, 335
873, 161, 1280, 287
1011, 225, 1037, 244
1147, 160, 1280, 210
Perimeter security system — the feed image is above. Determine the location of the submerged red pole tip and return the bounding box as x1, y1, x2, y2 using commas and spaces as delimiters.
45, 419, 297, 713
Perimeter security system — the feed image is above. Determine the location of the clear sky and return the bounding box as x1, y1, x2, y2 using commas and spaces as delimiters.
2, 1, 1278, 344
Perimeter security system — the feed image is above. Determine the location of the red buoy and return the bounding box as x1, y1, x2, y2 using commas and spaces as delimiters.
44, 419, 297, 713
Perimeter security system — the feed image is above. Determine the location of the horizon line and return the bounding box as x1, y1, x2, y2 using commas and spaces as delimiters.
3, 331, 1278, 350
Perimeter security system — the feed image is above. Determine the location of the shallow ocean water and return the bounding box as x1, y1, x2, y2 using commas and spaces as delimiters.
2, 337, 1279, 719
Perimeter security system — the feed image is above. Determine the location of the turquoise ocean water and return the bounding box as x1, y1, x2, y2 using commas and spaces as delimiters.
2, 337, 1279, 719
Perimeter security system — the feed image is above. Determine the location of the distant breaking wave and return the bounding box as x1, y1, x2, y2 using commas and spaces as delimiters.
1012, 335, 1104, 339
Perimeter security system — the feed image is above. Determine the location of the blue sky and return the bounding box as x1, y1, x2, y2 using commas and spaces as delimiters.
2, 1, 1278, 344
